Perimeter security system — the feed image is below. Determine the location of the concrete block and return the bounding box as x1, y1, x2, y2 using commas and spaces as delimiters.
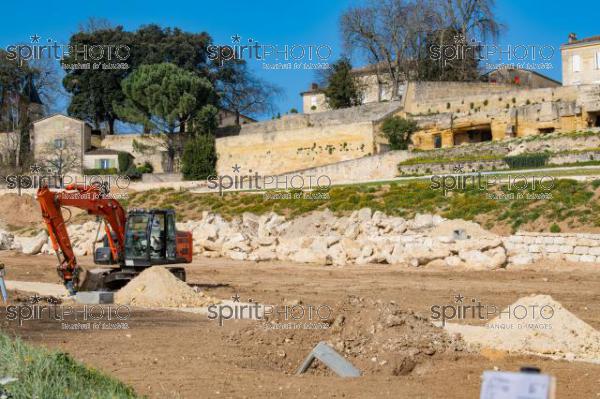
573, 246, 589, 255
588, 247, 600, 256
565, 238, 578, 246
559, 245, 574, 254
565, 254, 580, 263
579, 255, 596, 263
528, 245, 541, 253
545, 245, 559, 253
74, 291, 114, 304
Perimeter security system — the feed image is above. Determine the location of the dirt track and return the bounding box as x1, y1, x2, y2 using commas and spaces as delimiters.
1, 252, 599, 398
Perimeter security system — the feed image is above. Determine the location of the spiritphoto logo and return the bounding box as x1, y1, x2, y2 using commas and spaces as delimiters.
3, 164, 131, 200
430, 165, 554, 199
207, 293, 332, 329
4, 294, 131, 330
207, 163, 331, 196
5, 34, 130, 70
429, 34, 555, 71
207, 34, 332, 70
430, 293, 555, 329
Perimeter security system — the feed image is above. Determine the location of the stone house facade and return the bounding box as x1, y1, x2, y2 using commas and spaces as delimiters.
32, 114, 92, 173
561, 33, 600, 86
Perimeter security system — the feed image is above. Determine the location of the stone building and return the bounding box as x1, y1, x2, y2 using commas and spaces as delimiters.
561, 33, 600, 86
481, 67, 561, 89
31, 114, 93, 173
301, 62, 407, 114
25, 107, 257, 175
300, 63, 558, 114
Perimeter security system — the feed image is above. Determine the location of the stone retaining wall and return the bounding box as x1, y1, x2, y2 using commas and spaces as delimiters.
504, 232, 600, 263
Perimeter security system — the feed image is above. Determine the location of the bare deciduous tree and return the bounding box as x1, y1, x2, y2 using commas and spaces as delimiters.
340, 0, 501, 84
39, 137, 81, 176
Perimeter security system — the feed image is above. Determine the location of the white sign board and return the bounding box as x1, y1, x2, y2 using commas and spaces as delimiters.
480, 371, 555, 399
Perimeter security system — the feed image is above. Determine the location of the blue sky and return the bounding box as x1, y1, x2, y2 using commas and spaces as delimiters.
1, 0, 599, 121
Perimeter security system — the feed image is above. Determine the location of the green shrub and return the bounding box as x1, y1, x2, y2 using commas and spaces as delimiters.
380, 116, 418, 150
117, 152, 134, 172
181, 135, 217, 180
136, 161, 154, 174
550, 223, 561, 233
125, 165, 142, 180
83, 168, 118, 175
504, 153, 549, 169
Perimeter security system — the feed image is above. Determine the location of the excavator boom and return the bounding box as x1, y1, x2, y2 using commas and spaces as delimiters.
37, 183, 126, 292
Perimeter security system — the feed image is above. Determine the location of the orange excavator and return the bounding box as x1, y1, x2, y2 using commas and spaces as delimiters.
37, 183, 193, 294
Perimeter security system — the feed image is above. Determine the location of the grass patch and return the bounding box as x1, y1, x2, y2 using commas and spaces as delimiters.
123, 177, 600, 233
0, 332, 140, 399
398, 153, 502, 166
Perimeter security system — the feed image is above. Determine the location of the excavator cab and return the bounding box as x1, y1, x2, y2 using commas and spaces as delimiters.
123, 209, 179, 266
93, 209, 191, 289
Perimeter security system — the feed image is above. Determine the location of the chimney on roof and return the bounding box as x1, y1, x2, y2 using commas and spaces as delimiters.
311, 82, 319, 91
568, 33, 578, 43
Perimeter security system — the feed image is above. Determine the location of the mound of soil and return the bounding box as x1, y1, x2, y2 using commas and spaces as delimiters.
0, 194, 41, 229
114, 267, 219, 308
445, 294, 600, 363
327, 297, 466, 375
228, 296, 466, 376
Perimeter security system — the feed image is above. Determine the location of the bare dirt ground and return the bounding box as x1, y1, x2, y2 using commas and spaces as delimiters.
0, 251, 599, 398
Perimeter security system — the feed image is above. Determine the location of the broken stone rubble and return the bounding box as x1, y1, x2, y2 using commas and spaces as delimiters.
4, 209, 600, 268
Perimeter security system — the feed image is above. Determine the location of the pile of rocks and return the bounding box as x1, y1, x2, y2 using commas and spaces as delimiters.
177, 209, 509, 269
0, 221, 103, 257
1, 209, 512, 269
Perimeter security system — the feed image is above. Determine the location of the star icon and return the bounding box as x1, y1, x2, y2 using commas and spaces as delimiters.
231, 293, 241, 302
232, 164, 241, 173
454, 293, 465, 303
231, 34, 241, 44
30, 163, 41, 174
453, 34, 465, 44
453, 164, 464, 174
30, 34, 41, 43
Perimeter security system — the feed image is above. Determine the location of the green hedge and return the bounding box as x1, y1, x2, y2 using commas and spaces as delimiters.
504, 153, 550, 169
83, 168, 118, 175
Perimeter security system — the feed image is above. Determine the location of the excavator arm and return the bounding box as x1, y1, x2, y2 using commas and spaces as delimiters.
37, 183, 127, 293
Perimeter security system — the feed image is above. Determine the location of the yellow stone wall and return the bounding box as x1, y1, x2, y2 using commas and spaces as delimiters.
216, 122, 376, 176
101, 134, 166, 173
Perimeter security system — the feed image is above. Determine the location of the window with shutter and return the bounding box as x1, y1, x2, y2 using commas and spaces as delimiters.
572, 55, 581, 72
